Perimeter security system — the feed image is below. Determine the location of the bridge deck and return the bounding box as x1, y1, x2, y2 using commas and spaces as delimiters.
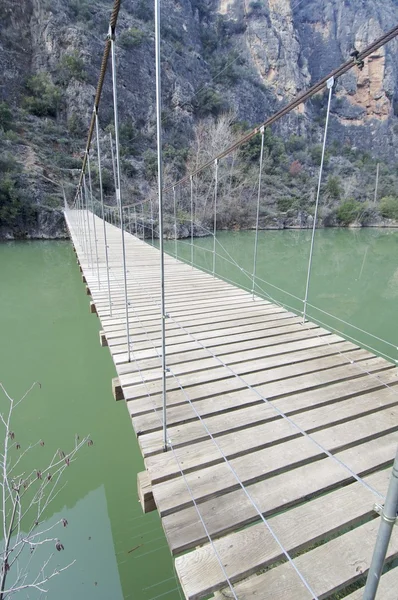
66, 210, 398, 600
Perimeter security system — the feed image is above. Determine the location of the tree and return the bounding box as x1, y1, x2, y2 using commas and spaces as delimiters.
0, 383, 92, 598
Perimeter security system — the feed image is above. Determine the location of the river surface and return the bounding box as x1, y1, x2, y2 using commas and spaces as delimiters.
0, 241, 181, 600
0, 229, 397, 599
159, 228, 398, 364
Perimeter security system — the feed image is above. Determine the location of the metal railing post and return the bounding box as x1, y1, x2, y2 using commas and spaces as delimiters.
110, 26, 131, 362
251, 126, 265, 298
173, 187, 178, 260
83, 172, 93, 270
95, 110, 112, 316
362, 446, 398, 599
212, 159, 218, 277
87, 152, 100, 290
190, 175, 194, 268
303, 76, 334, 323
154, 0, 169, 451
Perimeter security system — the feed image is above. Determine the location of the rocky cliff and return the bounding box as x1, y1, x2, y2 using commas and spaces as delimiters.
1, 0, 398, 238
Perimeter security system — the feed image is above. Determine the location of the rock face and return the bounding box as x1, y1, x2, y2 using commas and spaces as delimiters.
1, 0, 398, 238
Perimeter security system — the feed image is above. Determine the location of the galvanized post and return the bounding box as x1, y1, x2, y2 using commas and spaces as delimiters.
110, 26, 131, 362
251, 127, 265, 298
150, 198, 154, 246
374, 162, 380, 205
87, 152, 100, 290
362, 446, 398, 600
95, 110, 112, 316
190, 175, 194, 268
212, 159, 218, 277
154, 0, 168, 451
173, 187, 178, 260
83, 172, 93, 269
303, 76, 334, 323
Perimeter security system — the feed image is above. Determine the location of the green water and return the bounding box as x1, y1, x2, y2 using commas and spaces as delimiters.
160, 228, 398, 364
0, 241, 181, 600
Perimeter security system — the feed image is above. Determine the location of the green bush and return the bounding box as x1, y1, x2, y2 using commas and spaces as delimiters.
379, 196, 398, 219
23, 74, 62, 117
119, 27, 146, 49
336, 200, 361, 225
325, 176, 341, 200
143, 150, 158, 181
310, 145, 329, 166
193, 88, 226, 118
277, 197, 294, 212
0, 102, 12, 131
0, 152, 18, 173
68, 113, 85, 138
0, 176, 37, 229
57, 52, 86, 85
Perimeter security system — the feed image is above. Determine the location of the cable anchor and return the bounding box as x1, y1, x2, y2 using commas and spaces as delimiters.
373, 502, 398, 526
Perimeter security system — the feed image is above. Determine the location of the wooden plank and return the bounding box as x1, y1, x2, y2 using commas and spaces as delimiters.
137, 384, 398, 457
112, 377, 124, 401
131, 364, 398, 437
123, 347, 373, 402
345, 568, 398, 599
216, 518, 398, 600
137, 471, 156, 513
175, 469, 390, 600
90, 301, 97, 315
99, 330, 108, 347
159, 432, 397, 554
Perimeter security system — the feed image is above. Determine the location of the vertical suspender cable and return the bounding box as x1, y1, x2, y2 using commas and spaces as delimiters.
251, 126, 265, 298
173, 187, 178, 260
154, 0, 168, 451
151, 198, 154, 246
134, 206, 137, 235
128, 205, 131, 234
212, 159, 218, 277
141, 202, 145, 240
110, 132, 118, 195
362, 445, 398, 600
303, 76, 334, 323
80, 188, 87, 259
190, 175, 194, 268
374, 162, 380, 205
87, 152, 100, 290
110, 26, 131, 362
95, 110, 112, 316
83, 173, 93, 269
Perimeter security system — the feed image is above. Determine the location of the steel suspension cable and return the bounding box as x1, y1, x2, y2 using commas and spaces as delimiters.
165, 23, 398, 192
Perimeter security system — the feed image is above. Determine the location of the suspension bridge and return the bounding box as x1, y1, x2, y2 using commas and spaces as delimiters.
64, 1, 398, 598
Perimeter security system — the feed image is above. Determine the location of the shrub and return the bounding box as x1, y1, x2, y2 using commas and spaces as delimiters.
336, 200, 361, 225
277, 197, 294, 212
23, 74, 62, 117
325, 176, 341, 200
0, 102, 12, 131
286, 135, 306, 153
68, 113, 85, 138
379, 196, 398, 220
143, 150, 158, 181
119, 27, 146, 49
57, 52, 86, 85
193, 88, 226, 118
311, 144, 330, 166
0, 176, 37, 229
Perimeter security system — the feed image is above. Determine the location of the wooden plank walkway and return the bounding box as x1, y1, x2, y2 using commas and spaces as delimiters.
65, 210, 398, 600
